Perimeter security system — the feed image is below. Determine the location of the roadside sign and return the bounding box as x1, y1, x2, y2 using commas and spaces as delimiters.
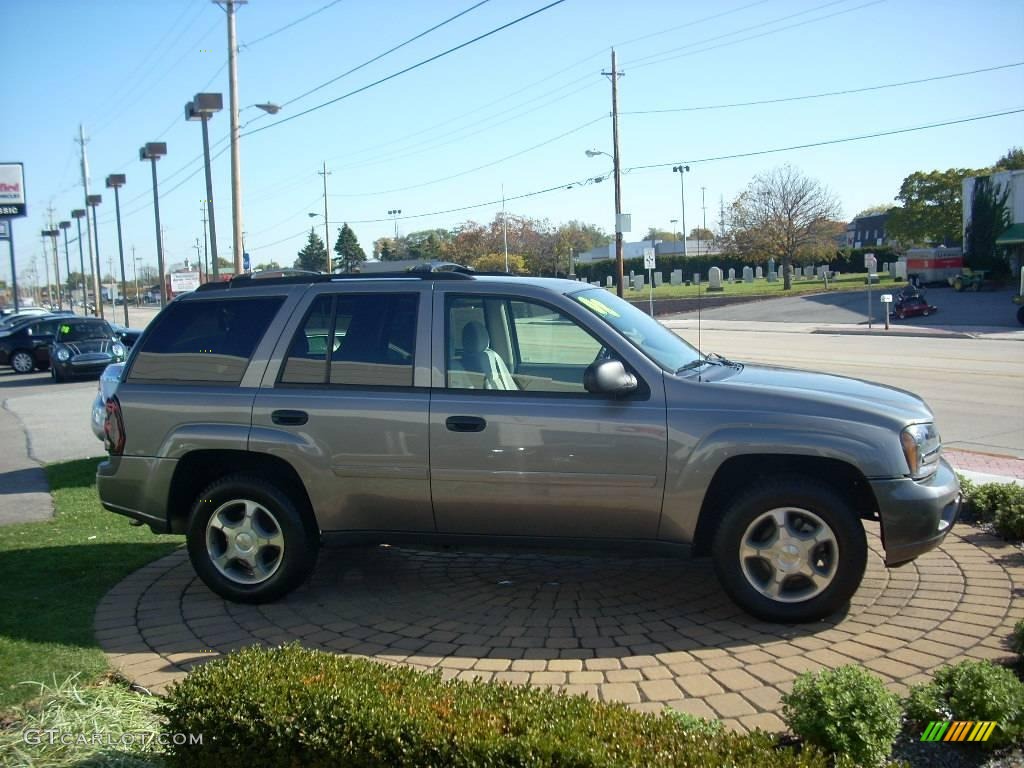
0, 220, 9, 239
242, 252, 250, 271
170, 271, 201, 294
881, 294, 892, 304
643, 247, 656, 270
0, 163, 26, 218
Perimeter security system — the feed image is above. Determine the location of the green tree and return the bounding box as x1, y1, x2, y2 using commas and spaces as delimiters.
886, 168, 978, 246
853, 204, 892, 218
994, 147, 1024, 171
470, 252, 527, 273
404, 229, 451, 262
294, 228, 328, 272
333, 223, 366, 272
965, 175, 1011, 274
688, 227, 715, 242
727, 164, 841, 290
254, 260, 281, 272
644, 227, 677, 241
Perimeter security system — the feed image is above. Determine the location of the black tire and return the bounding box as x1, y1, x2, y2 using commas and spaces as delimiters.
711, 477, 867, 623
10, 350, 35, 374
51, 366, 66, 383
186, 474, 320, 603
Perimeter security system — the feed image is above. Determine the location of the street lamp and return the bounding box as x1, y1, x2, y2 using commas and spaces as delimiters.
86, 194, 104, 319
186, 92, 223, 278
672, 165, 690, 257
139, 142, 168, 307
388, 209, 402, 241
586, 149, 625, 297
670, 218, 678, 248
58, 221, 72, 308
41, 229, 61, 309
106, 174, 130, 326
71, 209, 88, 309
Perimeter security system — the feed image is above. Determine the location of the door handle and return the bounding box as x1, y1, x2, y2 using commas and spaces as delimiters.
446, 415, 486, 433
272, 409, 308, 426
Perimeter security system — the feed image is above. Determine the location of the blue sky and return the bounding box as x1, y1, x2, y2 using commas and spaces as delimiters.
3, 0, 1022, 284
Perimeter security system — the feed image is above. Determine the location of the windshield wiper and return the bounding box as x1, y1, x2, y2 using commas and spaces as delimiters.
707, 351, 742, 368
676, 359, 713, 374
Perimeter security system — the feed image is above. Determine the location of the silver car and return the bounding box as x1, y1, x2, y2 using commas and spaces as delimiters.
96, 272, 960, 622
91, 363, 125, 440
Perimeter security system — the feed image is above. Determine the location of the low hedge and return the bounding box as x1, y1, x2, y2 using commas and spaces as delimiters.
160, 644, 830, 768
958, 476, 1024, 540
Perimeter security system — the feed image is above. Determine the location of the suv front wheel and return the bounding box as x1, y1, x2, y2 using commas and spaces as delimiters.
186, 474, 319, 603
712, 478, 867, 622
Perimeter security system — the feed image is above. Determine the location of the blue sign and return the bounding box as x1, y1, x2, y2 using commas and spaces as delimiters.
242, 252, 250, 271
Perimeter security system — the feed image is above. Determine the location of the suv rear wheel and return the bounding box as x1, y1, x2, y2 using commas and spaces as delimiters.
186, 474, 319, 603
711, 477, 867, 622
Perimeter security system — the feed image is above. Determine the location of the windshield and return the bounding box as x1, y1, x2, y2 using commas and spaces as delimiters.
572, 289, 701, 372
59, 321, 113, 342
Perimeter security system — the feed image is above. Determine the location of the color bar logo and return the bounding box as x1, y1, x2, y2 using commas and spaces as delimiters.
921, 721, 998, 742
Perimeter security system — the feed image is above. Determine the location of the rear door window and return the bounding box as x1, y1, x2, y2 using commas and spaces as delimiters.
129, 297, 284, 384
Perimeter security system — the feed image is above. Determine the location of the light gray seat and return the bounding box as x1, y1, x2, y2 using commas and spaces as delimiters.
453, 321, 517, 390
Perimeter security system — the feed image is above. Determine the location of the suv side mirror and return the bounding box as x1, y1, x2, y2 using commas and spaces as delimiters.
584, 359, 638, 396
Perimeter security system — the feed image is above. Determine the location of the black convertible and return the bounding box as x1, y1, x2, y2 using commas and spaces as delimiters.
50, 318, 128, 383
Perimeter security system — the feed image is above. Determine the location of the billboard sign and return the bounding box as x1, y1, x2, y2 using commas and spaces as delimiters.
170, 271, 201, 294
0, 163, 26, 218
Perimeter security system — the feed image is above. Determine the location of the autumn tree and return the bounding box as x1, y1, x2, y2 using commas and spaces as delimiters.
728, 164, 841, 290
294, 228, 328, 272
333, 223, 366, 272
470, 252, 527, 273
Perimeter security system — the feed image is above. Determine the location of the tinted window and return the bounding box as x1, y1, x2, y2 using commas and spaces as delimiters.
280, 293, 418, 387
57, 320, 113, 342
130, 297, 283, 384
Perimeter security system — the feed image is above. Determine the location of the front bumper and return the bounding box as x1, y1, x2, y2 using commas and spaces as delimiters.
872, 457, 961, 566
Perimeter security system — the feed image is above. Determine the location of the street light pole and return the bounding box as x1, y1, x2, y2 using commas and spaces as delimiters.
59, 221, 72, 308
214, 0, 247, 275
106, 174, 129, 326
602, 49, 625, 298
672, 165, 689, 257
186, 93, 223, 278
42, 229, 61, 310
71, 209, 87, 309
201, 205, 210, 279
132, 247, 140, 306
319, 162, 331, 272
140, 143, 168, 307
86, 194, 104, 319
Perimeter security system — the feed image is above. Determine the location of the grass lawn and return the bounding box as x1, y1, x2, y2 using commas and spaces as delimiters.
0, 457, 181, 710
614, 272, 901, 300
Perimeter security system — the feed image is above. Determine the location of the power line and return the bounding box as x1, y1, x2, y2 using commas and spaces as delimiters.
280, 0, 493, 109
626, 108, 1024, 170
242, 0, 569, 138
615, 0, 773, 49
242, 0, 346, 48
623, 62, 1024, 115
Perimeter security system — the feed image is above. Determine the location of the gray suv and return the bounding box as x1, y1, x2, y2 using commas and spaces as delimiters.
97, 272, 960, 622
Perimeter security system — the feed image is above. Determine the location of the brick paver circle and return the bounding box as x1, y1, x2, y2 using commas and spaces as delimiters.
95, 523, 1024, 734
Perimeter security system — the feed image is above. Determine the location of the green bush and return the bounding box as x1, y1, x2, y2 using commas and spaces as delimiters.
781, 665, 901, 767
161, 644, 831, 768
957, 476, 1024, 539
905, 660, 1024, 748
1012, 620, 1024, 657
662, 708, 725, 738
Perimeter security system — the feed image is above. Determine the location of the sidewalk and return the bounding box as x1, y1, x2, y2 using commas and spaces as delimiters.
660, 317, 1024, 341
0, 401, 53, 526
944, 448, 1024, 486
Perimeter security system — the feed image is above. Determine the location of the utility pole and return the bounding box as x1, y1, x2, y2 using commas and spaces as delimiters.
602, 49, 625, 298
700, 186, 708, 256
132, 245, 139, 306
40, 234, 51, 307
215, 0, 247, 275
77, 124, 101, 317
719, 194, 726, 242
46, 206, 62, 309
319, 161, 331, 272
201, 205, 210, 279
502, 184, 509, 273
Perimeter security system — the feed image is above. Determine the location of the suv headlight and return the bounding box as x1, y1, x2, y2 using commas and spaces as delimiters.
56, 348, 71, 362
900, 423, 941, 479
112, 342, 126, 359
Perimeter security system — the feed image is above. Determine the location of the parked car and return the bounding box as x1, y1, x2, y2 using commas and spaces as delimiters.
109, 323, 143, 349
892, 295, 937, 319
49, 318, 127, 382
0, 316, 63, 372
91, 363, 125, 439
97, 272, 960, 622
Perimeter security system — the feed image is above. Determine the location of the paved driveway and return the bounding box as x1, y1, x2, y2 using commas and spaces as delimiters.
96, 524, 1023, 734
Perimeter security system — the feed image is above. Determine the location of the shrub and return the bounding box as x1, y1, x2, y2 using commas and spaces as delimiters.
161, 644, 831, 768
1012, 620, 1024, 657
781, 665, 901, 767
663, 708, 725, 738
957, 476, 1024, 539
905, 660, 1024, 748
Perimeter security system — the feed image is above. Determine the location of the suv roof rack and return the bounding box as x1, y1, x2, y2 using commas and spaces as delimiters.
194, 269, 476, 292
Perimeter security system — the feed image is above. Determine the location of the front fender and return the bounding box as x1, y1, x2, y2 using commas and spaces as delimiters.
659, 425, 896, 543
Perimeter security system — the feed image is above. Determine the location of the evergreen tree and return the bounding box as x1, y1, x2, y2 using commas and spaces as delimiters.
294, 228, 328, 272
965, 176, 1011, 275
333, 223, 367, 272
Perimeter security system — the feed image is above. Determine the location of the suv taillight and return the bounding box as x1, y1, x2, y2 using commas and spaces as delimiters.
104, 396, 126, 455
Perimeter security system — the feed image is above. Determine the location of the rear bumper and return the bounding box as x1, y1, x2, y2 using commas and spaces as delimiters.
97, 456, 177, 534
871, 457, 961, 566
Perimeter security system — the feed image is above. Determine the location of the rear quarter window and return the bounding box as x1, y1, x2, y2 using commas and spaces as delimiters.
129, 296, 284, 384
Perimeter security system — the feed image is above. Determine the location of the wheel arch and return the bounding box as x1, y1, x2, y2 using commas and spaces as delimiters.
167, 449, 316, 535
691, 454, 878, 557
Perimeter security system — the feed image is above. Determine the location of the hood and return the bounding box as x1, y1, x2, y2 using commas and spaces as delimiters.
704, 362, 933, 425
62, 339, 115, 356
